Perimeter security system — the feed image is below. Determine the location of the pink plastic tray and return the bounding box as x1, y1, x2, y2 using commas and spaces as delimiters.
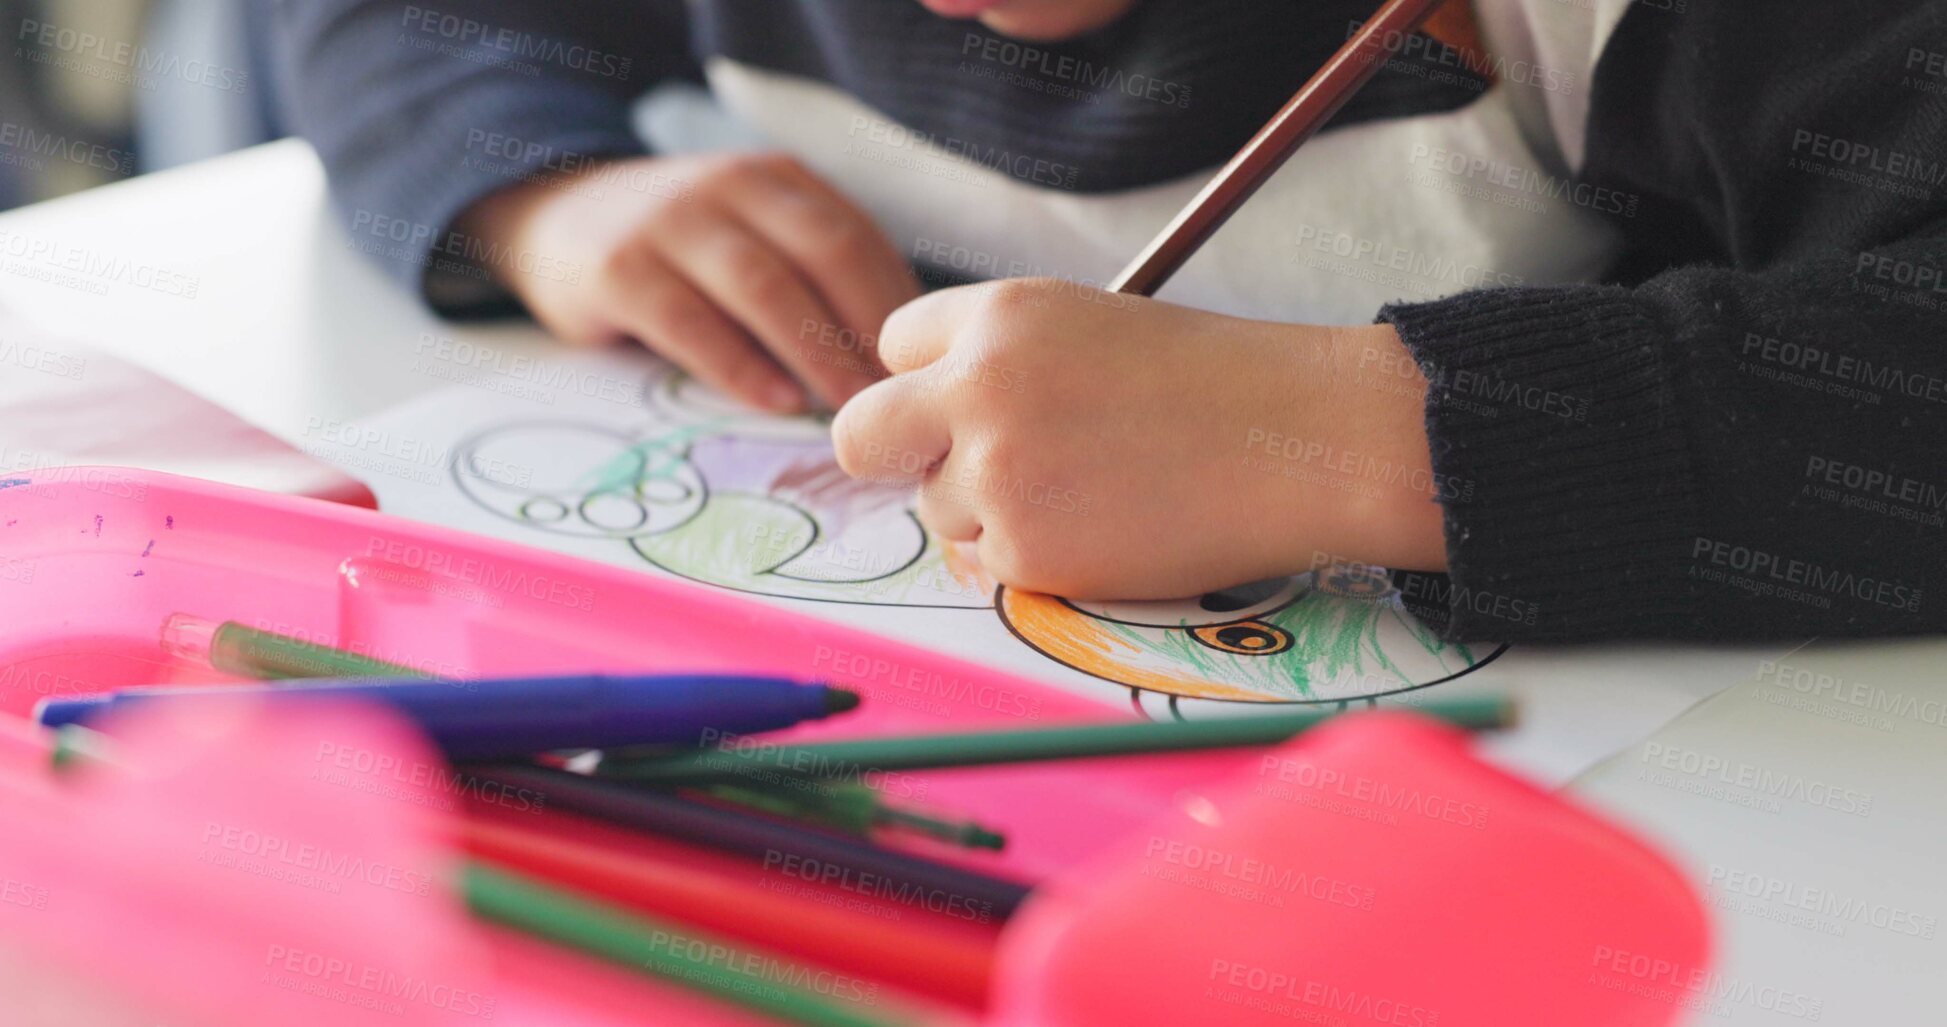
0, 468, 1708, 1027
0, 467, 1254, 882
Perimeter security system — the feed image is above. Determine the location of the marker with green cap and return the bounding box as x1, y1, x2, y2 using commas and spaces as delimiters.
162, 613, 433, 680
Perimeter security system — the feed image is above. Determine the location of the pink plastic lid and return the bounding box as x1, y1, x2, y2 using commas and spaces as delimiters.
991, 714, 1711, 1027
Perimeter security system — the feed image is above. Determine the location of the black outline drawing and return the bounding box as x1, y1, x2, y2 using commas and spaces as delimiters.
446, 368, 1509, 716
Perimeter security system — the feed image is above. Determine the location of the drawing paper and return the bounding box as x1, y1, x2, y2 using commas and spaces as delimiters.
343, 346, 1789, 783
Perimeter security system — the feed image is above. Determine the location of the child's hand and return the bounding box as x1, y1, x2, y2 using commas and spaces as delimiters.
457, 153, 920, 412
831, 280, 1448, 599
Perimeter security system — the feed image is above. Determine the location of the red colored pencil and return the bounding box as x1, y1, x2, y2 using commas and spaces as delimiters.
460, 802, 999, 1008
1110, 0, 1449, 295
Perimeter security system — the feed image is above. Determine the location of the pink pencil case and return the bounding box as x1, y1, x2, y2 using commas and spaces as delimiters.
0, 468, 1709, 1027
0, 466, 1252, 881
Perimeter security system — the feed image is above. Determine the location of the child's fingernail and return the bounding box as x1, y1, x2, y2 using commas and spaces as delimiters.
764, 382, 805, 413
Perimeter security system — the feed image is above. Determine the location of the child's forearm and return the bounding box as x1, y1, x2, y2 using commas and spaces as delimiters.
272, 0, 696, 312
1304, 324, 1449, 574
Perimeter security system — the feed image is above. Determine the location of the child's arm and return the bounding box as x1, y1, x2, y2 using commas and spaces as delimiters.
272, 0, 690, 308
274, 1, 916, 410
1364, 3, 1947, 641
835, 3, 1947, 641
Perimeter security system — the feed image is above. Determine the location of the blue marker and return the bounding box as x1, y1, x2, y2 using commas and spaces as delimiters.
33, 674, 861, 760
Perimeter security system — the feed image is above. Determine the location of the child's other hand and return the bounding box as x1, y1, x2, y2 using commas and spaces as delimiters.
457, 153, 920, 413
831, 280, 1448, 599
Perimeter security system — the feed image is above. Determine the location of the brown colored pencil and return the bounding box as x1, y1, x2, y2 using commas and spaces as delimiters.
1109, 0, 1450, 296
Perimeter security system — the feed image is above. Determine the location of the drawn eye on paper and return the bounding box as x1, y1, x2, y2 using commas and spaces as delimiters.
997, 564, 1504, 709
452, 369, 995, 608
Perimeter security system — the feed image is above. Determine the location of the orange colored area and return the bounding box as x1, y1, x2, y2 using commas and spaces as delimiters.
941, 539, 998, 597
998, 589, 1280, 703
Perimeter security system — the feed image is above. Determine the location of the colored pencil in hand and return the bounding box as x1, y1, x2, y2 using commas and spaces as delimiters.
1110, 0, 1450, 295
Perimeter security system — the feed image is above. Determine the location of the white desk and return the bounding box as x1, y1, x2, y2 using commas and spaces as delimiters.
0, 140, 557, 439
1578, 640, 1947, 1023
2, 141, 1939, 1024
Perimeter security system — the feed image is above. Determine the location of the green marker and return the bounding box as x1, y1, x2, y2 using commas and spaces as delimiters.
699, 782, 1007, 851
161, 614, 434, 680
597, 694, 1518, 786
464, 861, 916, 1027
48, 724, 120, 772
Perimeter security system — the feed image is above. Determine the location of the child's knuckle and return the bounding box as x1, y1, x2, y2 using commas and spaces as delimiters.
689, 172, 736, 204
957, 372, 1020, 415
718, 152, 795, 190
636, 202, 690, 241
726, 362, 782, 402
972, 280, 1065, 353
724, 246, 795, 303
598, 240, 649, 284
655, 295, 720, 344
696, 155, 758, 194
749, 274, 803, 314
878, 299, 925, 349
977, 278, 1045, 322
830, 439, 860, 480
813, 217, 875, 265
749, 152, 804, 177
830, 417, 875, 479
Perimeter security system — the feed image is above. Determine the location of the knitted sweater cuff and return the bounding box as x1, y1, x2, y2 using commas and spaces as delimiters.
1377, 286, 1701, 640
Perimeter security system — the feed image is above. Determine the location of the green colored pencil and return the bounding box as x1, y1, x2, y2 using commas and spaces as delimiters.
596, 695, 1516, 787
161, 613, 435, 680
463, 861, 916, 1027
698, 782, 1007, 850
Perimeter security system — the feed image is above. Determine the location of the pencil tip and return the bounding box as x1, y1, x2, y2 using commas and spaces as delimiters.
1498, 697, 1521, 731
825, 687, 863, 714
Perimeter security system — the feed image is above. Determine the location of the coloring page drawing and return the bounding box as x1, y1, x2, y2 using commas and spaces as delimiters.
398, 354, 1504, 716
